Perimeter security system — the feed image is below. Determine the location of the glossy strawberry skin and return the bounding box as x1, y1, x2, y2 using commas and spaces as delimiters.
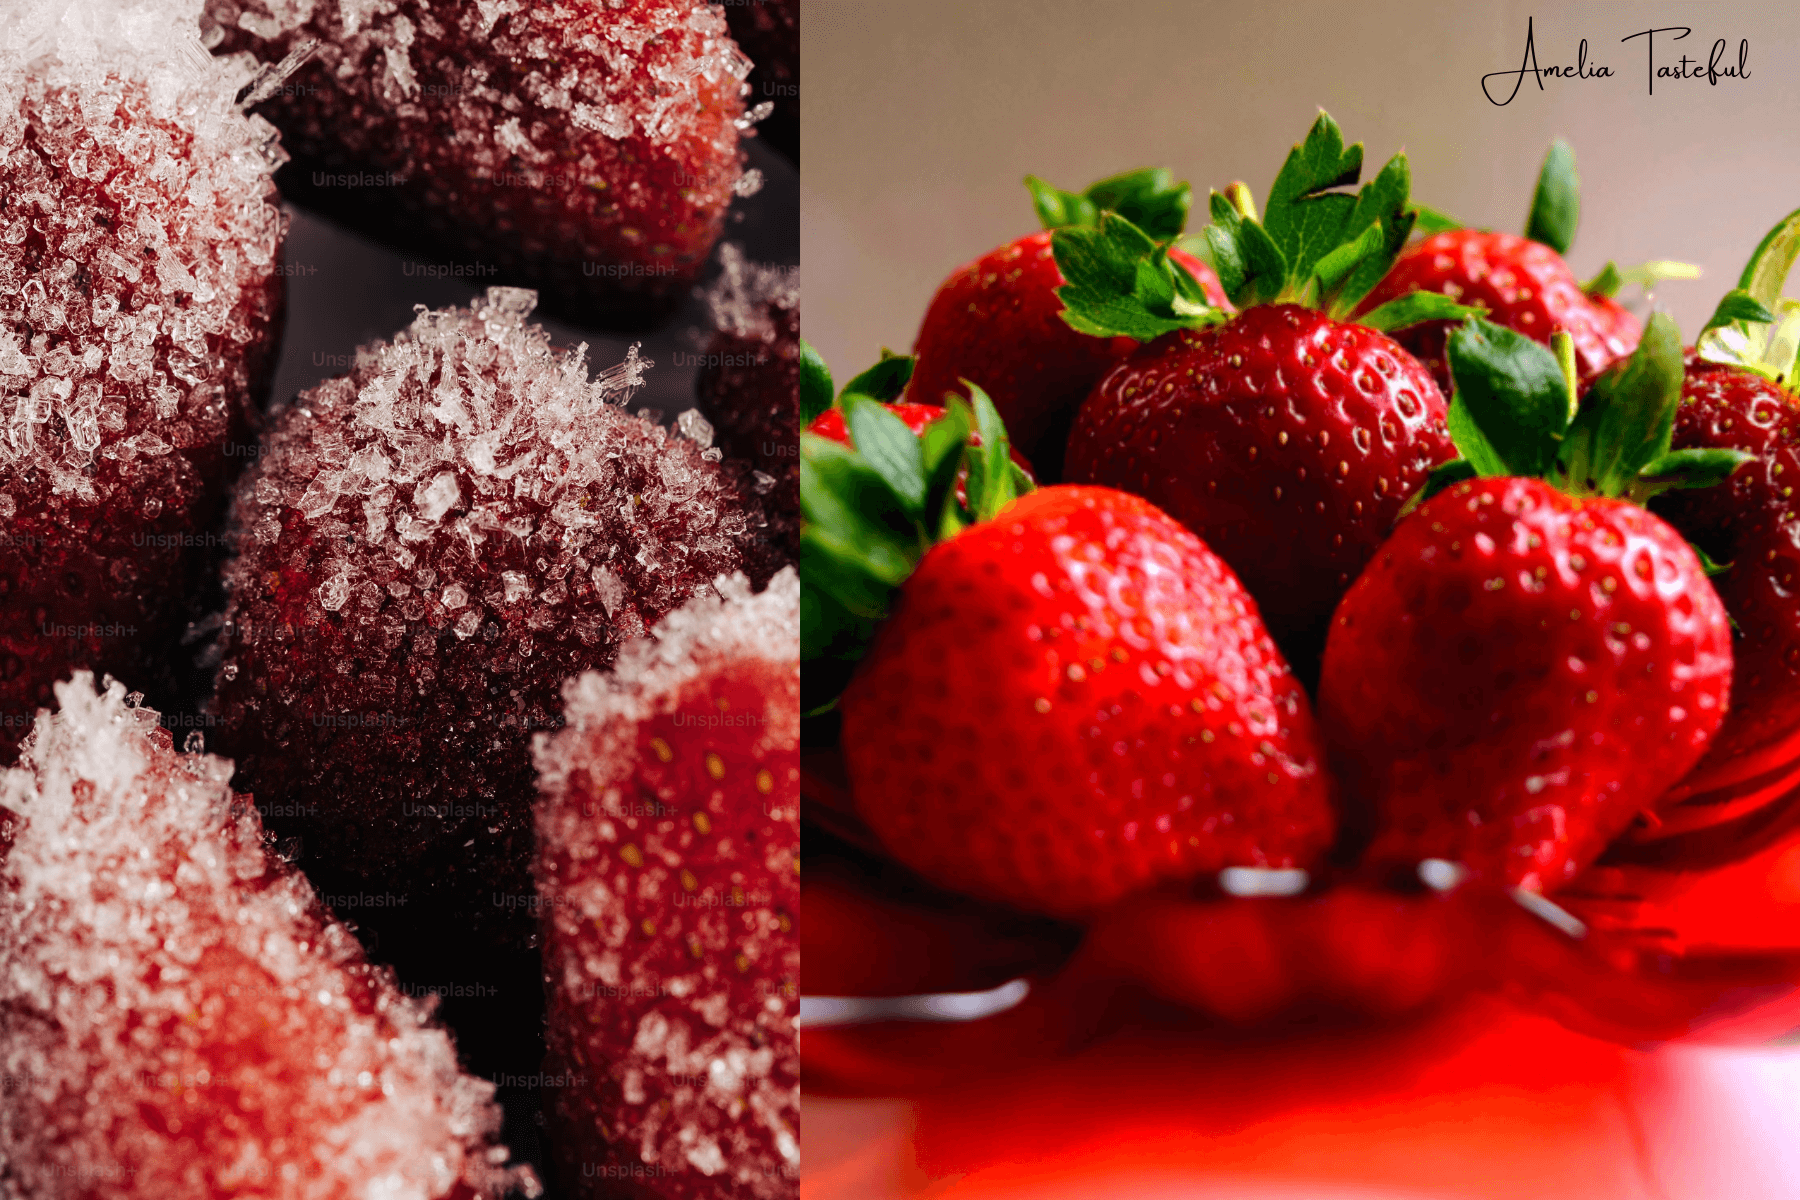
1319, 477, 1733, 891
1064, 304, 1453, 665
906, 231, 1224, 474
1356, 230, 1641, 395
839, 485, 1334, 920
1654, 357, 1800, 765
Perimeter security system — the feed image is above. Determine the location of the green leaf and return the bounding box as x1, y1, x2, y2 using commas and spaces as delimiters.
918, 400, 973, 536
1444, 317, 1570, 477
1577, 311, 1685, 492
1084, 167, 1192, 241
1204, 189, 1287, 308
1261, 111, 1364, 288
1026, 174, 1100, 231
1581, 262, 1623, 299
1445, 395, 1508, 477
1397, 457, 1477, 518
1700, 288, 1778, 338
1406, 202, 1461, 234
1691, 544, 1733, 579
842, 394, 928, 515
840, 351, 915, 405
1356, 290, 1484, 333
963, 384, 1021, 522
1054, 212, 1223, 341
1311, 220, 1386, 297
1634, 447, 1753, 500
800, 340, 833, 424
1734, 207, 1800, 308
799, 437, 917, 602
1524, 138, 1579, 255
1331, 153, 1415, 313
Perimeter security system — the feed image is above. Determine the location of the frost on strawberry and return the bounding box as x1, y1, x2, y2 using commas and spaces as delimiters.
0, 0, 289, 757
210, 289, 764, 945
0, 672, 536, 1199
207, 0, 753, 327
1320, 314, 1744, 890
534, 570, 798, 1199
693, 245, 800, 577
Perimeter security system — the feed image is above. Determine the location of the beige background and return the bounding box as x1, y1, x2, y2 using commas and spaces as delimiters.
802, 0, 1800, 380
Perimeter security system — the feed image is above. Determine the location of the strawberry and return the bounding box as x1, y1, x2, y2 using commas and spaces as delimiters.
906, 169, 1226, 475
1318, 314, 1743, 891
534, 571, 798, 1200
804, 388, 1333, 917
1062, 113, 1472, 668
1649, 208, 1800, 773
1354, 140, 1694, 395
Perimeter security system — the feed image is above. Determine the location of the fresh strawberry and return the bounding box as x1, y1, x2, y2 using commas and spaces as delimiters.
906, 169, 1226, 475
804, 369, 1336, 917
1356, 229, 1641, 395
1318, 315, 1743, 891
1353, 141, 1694, 395
1062, 113, 1470, 667
1650, 209, 1800, 773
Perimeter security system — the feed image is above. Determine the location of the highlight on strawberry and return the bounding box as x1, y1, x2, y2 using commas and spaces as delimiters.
1059, 111, 1477, 672
1357, 138, 1699, 394
904, 167, 1226, 475
1320, 312, 1749, 891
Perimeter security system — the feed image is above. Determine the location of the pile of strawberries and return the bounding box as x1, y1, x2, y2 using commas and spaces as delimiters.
801, 112, 1800, 1040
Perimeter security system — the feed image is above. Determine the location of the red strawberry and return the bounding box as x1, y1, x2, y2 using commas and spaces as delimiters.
907, 170, 1226, 474
1352, 142, 1692, 396
1319, 315, 1740, 891
836, 483, 1334, 919
1355, 229, 1640, 394
1068, 304, 1451, 665
0, 17, 288, 757
1649, 210, 1800, 776
209, 0, 751, 327
1061, 114, 1465, 666
534, 570, 797, 1200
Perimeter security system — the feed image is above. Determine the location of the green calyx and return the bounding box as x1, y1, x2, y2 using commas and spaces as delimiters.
799, 340, 1035, 712
1412, 315, 1750, 522
1696, 207, 1800, 389
1050, 111, 1481, 340
1027, 167, 1193, 242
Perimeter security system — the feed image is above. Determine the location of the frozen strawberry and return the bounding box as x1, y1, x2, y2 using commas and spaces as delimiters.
1062, 114, 1465, 668
207, 0, 753, 328
693, 245, 800, 573
1319, 316, 1741, 890
0, 2, 289, 758
209, 289, 763, 946
725, 0, 797, 162
906, 169, 1226, 474
0, 672, 536, 1198
534, 569, 798, 1199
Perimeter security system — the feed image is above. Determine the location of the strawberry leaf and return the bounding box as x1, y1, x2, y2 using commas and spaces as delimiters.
1331, 153, 1415, 312
843, 394, 928, 516
1575, 311, 1684, 493
1026, 175, 1099, 231
1524, 138, 1579, 255
1204, 189, 1287, 308
1083, 168, 1192, 241
1398, 457, 1478, 519
963, 384, 1031, 522
1445, 317, 1570, 478
1029, 168, 1193, 241
800, 339, 833, 424
1355, 291, 1483, 334
1633, 447, 1754, 503
1262, 111, 1364, 287
1582, 260, 1701, 300
1406, 202, 1461, 234
1700, 288, 1778, 337
840, 351, 915, 405
1054, 211, 1225, 340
